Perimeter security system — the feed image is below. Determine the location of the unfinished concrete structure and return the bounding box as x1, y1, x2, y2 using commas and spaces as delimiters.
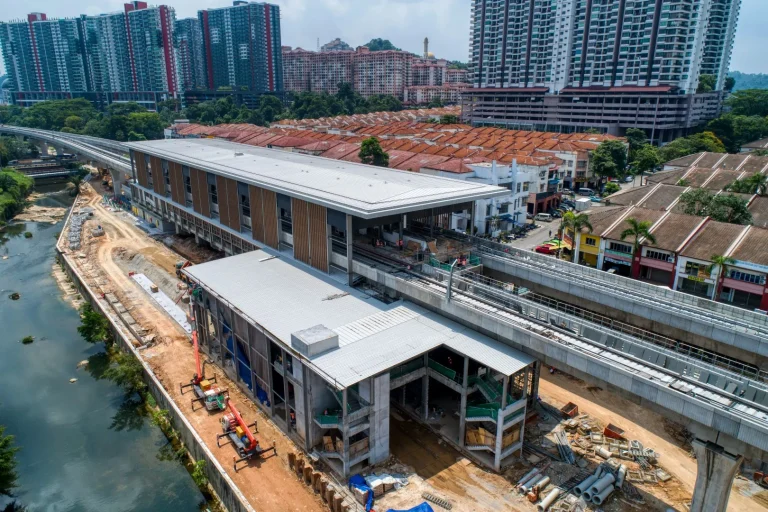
184, 251, 536, 475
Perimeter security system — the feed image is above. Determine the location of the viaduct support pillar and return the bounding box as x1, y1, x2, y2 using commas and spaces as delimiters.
37, 140, 49, 157
690, 439, 743, 512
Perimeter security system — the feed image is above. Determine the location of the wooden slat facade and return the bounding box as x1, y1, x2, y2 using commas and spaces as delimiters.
225, 178, 241, 232
169, 161, 184, 205
150, 156, 164, 196
292, 198, 310, 265
308, 203, 329, 272
191, 168, 203, 214
216, 175, 231, 227
134, 151, 148, 188
261, 189, 279, 249
249, 185, 265, 243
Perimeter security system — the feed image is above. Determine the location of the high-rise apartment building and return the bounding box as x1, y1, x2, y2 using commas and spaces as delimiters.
281, 47, 313, 93
463, 0, 741, 141
0, 13, 48, 93
128, 4, 179, 95
175, 18, 206, 91
353, 47, 412, 97
198, 1, 283, 93
1, 2, 182, 107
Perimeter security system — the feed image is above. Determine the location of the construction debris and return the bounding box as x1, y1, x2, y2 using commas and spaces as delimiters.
422, 492, 452, 510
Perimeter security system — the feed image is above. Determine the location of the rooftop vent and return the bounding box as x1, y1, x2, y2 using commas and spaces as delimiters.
291, 325, 338, 358
234, 152, 244, 157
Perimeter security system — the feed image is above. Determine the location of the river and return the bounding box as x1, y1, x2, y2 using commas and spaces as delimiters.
0, 186, 204, 511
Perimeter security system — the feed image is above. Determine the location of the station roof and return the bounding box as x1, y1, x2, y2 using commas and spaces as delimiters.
126, 139, 507, 219
184, 250, 534, 389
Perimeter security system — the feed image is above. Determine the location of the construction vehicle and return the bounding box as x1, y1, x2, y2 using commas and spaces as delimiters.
176, 260, 192, 283
180, 331, 228, 411
216, 398, 276, 471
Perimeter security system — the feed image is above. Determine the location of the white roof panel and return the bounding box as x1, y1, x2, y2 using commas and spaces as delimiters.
125, 138, 508, 219
185, 251, 534, 388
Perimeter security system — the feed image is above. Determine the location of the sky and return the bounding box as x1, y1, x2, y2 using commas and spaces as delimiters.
1, 0, 766, 76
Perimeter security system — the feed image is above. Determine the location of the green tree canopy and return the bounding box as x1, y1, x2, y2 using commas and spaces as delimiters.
658, 131, 726, 163
706, 114, 768, 153
359, 137, 389, 167
631, 144, 661, 176
77, 304, 112, 345
727, 172, 768, 196
678, 189, 753, 225
364, 38, 401, 51
589, 140, 628, 180
725, 89, 768, 117
0, 425, 19, 497
440, 114, 460, 124
620, 218, 657, 256
697, 74, 717, 93
624, 128, 648, 160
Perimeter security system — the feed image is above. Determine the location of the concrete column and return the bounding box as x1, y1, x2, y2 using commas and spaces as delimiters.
55, 146, 64, 156
530, 362, 540, 406
37, 141, 49, 156
458, 356, 469, 447
596, 238, 607, 270
422, 353, 429, 421
573, 232, 581, 265
522, 367, 530, 400
690, 440, 743, 512
342, 388, 350, 476
346, 214, 354, 286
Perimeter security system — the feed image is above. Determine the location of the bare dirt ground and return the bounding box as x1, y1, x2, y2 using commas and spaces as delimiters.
539, 372, 766, 511
61, 184, 325, 512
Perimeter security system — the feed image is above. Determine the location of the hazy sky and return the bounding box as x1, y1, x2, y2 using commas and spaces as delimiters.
1, 0, 766, 76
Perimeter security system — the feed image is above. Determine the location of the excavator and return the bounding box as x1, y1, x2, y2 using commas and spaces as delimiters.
176, 260, 192, 284
180, 331, 228, 411
216, 398, 276, 471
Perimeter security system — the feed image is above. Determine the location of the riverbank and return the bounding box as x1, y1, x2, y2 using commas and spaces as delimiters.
0, 168, 34, 224
0, 187, 205, 512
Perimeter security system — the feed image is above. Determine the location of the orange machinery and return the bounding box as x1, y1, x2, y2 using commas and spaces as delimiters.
180, 331, 228, 411
216, 398, 276, 471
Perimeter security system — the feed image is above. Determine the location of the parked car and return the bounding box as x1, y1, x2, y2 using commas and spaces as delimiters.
534, 245, 555, 254
624, 175, 634, 183
526, 212, 534, 219
589, 196, 602, 202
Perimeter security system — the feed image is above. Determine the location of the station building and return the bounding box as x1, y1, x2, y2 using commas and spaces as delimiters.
124, 139, 540, 475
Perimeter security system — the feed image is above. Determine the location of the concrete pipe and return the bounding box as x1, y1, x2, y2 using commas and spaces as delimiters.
595, 447, 612, 459
582, 490, 593, 502
537, 488, 561, 512
590, 472, 616, 495
531, 476, 551, 492
574, 469, 602, 495
617, 464, 628, 488
591, 484, 615, 505
517, 468, 540, 486
519, 472, 542, 494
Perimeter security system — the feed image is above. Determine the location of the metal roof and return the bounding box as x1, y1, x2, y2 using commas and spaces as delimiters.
125, 139, 508, 219
185, 251, 534, 388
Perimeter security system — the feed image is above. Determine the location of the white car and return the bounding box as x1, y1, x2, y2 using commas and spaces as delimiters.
624, 175, 634, 183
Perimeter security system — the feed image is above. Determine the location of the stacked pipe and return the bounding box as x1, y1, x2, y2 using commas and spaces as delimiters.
589, 472, 616, 505
519, 471, 544, 494
537, 488, 561, 512
574, 466, 602, 496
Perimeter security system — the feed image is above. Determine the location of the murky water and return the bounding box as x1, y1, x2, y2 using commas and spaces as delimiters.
0, 187, 204, 511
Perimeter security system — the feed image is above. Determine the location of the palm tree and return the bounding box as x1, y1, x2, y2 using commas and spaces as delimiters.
707, 254, 736, 301
561, 212, 593, 262
620, 218, 657, 274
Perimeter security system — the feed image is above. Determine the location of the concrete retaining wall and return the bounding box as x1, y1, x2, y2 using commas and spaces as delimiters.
57, 235, 255, 512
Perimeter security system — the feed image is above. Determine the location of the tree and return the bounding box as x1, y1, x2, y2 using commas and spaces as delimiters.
708, 194, 753, 225
724, 76, 736, 93
725, 89, 768, 117
632, 144, 661, 179
603, 182, 621, 195
707, 255, 736, 300
590, 140, 628, 181
697, 74, 717, 93
706, 114, 768, 153
678, 189, 753, 224
64, 115, 84, 131
0, 425, 19, 497
625, 128, 648, 161
620, 218, 657, 260
359, 137, 389, 167
364, 38, 401, 51
77, 304, 112, 345
728, 172, 768, 196
428, 98, 444, 109
560, 211, 592, 261
658, 131, 726, 163
440, 114, 459, 124
103, 350, 147, 395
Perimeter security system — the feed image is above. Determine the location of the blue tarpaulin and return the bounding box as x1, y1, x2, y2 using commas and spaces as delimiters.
348, 475, 374, 512
386, 503, 434, 512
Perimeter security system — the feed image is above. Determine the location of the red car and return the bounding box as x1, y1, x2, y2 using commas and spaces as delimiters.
534, 245, 555, 254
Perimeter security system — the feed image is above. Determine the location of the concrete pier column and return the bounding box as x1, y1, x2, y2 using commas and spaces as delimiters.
346, 214, 354, 286
422, 354, 429, 421
37, 141, 49, 156
458, 356, 469, 447
690, 439, 743, 512
55, 145, 64, 156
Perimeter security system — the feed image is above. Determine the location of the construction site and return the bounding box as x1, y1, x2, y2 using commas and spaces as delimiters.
7, 125, 763, 512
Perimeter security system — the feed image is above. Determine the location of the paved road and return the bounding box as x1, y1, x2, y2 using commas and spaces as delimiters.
503, 220, 558, 251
